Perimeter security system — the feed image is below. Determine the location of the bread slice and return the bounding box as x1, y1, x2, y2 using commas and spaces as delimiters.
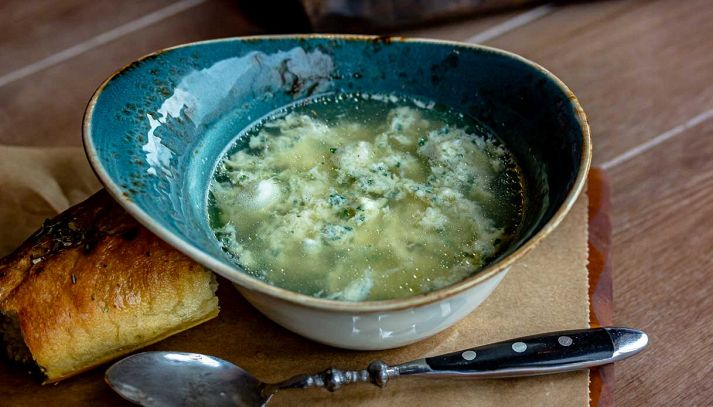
0, 190, 219, 383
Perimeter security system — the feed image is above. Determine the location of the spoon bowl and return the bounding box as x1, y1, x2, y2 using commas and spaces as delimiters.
105, 352, 269, 407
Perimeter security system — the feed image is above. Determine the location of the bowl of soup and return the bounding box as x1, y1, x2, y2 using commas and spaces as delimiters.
83, 35, 590, 350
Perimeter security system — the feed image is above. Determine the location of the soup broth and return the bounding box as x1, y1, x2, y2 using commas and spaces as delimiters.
209, 93, 524, 301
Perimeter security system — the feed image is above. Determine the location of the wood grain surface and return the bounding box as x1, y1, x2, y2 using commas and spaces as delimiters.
1, 0, 712, 404
607, 119, 713, 406
0, 0, 261, 147
0, 0, 175, 76
486, 0, 713, 166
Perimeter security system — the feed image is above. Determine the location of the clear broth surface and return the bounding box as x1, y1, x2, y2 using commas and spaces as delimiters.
209, 93, 525, 301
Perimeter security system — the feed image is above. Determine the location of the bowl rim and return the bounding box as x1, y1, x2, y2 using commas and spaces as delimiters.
83, 34, 591, 313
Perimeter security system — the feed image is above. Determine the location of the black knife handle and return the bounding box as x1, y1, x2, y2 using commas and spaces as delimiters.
395, 327, 647, 379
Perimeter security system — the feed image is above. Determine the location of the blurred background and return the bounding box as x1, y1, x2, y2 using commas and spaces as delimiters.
1, 1, 712, 405
1, 0, 580, 148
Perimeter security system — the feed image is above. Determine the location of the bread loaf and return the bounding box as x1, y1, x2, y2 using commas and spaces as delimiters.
0, 190, 219, 383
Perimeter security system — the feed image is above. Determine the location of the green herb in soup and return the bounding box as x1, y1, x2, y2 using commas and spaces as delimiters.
209, 93, 524, 301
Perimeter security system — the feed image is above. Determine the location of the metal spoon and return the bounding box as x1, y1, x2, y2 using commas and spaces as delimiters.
106, 327, 647, 406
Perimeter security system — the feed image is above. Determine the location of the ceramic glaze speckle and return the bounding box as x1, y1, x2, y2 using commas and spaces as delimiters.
83, 35, 590, 349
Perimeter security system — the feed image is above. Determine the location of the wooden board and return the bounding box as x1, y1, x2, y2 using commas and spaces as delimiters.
587, 168, 614, 407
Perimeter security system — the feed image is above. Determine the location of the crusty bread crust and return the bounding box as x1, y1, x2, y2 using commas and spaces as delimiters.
0, 190, 219, 383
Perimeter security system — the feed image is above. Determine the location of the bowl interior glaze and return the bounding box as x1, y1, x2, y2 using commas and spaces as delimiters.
84, 35, 589, 311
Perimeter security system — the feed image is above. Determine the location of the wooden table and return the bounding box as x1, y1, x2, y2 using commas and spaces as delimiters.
1, 0, 712, 404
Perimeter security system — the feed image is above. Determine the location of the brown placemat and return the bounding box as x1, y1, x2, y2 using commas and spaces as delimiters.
0, 146, 593, 406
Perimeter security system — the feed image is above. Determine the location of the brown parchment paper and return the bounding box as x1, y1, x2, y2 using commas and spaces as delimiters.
0, 145, 590, 406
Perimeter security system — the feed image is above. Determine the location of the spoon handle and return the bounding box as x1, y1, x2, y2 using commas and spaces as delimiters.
396, 327, 647, 380
270, 327, 647, 395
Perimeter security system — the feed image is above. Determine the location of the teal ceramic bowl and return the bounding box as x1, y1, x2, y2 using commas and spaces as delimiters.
83, 35, 590, 349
